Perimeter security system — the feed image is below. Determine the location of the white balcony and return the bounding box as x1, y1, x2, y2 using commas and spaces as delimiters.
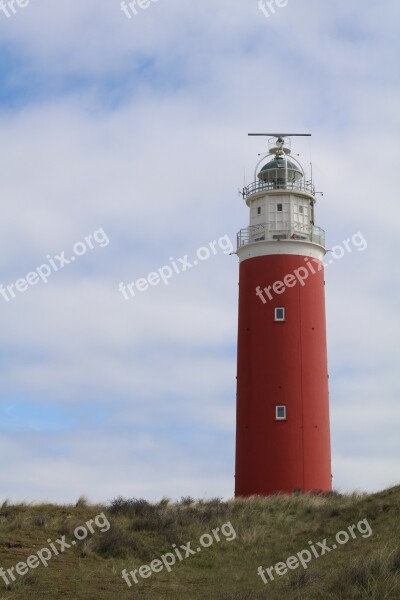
243, 179, 315, 200
237, 222, 325, 249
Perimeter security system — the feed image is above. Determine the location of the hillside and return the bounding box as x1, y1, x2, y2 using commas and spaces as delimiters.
0, 486, 399, 599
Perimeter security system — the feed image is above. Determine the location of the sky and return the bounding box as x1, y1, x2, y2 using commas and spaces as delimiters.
0, 0, 399, 503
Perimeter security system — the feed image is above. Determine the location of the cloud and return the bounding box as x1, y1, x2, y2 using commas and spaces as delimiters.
0, 0, 399, 501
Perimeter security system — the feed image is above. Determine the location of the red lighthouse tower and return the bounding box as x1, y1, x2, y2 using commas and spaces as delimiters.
235, 133, 331, 496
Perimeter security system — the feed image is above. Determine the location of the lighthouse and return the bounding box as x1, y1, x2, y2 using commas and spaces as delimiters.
235, 133, 331, 496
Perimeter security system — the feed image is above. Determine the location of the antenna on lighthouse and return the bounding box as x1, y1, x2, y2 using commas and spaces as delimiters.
248, 133, 311, 157
248, 133, 311, 137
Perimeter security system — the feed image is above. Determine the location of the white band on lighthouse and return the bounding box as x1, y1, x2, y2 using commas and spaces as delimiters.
236, 239, 325, 263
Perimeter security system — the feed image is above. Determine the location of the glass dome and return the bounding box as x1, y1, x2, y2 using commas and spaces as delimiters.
258, 157, 303, 187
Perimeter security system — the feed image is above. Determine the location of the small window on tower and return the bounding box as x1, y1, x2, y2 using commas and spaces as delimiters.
257, 207, 261, 215
276, 406, 287, 420
299, 206, 304, 214
275, 307, 285, 321
277, 204, 283, 212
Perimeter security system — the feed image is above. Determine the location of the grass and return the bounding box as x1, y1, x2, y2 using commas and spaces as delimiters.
0, 486, 399, 599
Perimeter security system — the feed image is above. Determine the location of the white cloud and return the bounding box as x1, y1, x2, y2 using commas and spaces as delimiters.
0, 0, 399, 500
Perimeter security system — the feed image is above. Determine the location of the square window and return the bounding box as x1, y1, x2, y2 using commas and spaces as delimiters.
275, 307, 285, 321
276, 406, 287, 420
277, 204, 283, 212
257, 207, 261, 215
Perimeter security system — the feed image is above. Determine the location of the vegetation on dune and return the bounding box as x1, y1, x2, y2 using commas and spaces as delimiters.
0, 486, 399, 599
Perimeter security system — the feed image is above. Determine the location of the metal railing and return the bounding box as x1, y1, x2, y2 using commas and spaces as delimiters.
237, 222, 325, 249
243, 179, 315, 200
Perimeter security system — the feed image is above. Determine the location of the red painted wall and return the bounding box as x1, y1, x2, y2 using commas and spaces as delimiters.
235, 253, 331, 496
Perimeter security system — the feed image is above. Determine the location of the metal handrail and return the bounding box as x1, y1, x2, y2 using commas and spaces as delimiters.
243, 179, 315, 199
237, 222, 325, 249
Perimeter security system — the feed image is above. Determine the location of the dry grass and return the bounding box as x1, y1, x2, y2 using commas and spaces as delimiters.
0, 487, 399, 598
